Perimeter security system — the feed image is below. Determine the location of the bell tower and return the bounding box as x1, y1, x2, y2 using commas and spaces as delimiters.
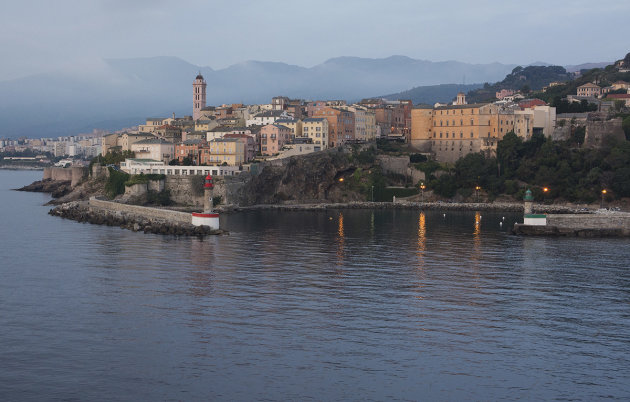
193, 73, 206, 120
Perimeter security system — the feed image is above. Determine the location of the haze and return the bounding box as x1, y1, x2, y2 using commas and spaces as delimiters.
1, 0, 628, 81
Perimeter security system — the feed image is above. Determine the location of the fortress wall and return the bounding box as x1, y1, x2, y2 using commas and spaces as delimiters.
43, 166, 88, 187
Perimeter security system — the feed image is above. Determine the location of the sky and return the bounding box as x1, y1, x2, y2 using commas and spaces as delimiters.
1, 0, 629, 81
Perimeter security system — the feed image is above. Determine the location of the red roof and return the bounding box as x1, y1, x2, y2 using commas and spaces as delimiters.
518, 99, 547, 109
606, 94, 630, 99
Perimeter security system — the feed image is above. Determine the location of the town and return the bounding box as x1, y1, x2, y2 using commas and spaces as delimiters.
2, 56, 629, 185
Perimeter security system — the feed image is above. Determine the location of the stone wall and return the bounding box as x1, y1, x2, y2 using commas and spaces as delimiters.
165, 176, 205, 207
547, 213, 630, 229
377, 155, 409, 176
584, 118, 625, 147
89, 197, 192, 224
43, 166, 87, 187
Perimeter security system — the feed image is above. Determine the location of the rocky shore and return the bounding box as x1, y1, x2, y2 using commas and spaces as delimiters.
16, 178, 73, 198
49, 201, 226, 237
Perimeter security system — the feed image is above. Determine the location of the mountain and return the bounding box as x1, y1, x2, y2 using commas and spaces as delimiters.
0, 56, 523, 138
564, 62, 611, 73
381, 83, 484, 105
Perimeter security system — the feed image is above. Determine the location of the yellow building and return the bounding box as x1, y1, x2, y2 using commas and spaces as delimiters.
200, 138, 245, 166
138, 118, 167, 133
411, 103, 515, 163
302, 118, 329, 150
101, 133, 121, 155
275, 119, 302, 137
120, 133, 156, 152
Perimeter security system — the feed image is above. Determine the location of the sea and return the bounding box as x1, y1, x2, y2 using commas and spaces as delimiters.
1, 169, 630, 401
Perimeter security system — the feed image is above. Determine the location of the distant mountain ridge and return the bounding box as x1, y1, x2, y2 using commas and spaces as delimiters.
0, 55, 607, 138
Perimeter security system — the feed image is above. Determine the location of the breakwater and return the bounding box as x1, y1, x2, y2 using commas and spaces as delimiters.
49, 198, 225, 236
513, 212, 630, 237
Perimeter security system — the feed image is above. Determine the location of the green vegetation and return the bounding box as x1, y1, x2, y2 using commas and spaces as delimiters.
105, 167, 130, 199
552, 98, 598, 114
124, 173, 166, 187
428, 131, 630, 202
467, 66, 571, 103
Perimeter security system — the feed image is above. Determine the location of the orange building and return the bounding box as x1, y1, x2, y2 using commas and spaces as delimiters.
411, 103, 516, 163
310, 106, 354, 147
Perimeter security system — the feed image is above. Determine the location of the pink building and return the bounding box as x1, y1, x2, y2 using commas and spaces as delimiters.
260, 124, 291, 156
495, 89, 515, 100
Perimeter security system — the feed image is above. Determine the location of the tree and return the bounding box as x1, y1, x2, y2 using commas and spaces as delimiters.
623, 116, 630, 141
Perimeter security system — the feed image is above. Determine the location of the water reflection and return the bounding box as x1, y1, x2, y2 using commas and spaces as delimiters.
416, 212, 426, 269
336, 212, 345, 266
471, 211, 483, 274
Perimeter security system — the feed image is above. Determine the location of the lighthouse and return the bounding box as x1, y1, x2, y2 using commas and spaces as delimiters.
191, 174, 220, 229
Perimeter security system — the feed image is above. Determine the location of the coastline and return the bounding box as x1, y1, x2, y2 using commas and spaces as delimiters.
215, 200, 583, 214
0, 165, 45, 171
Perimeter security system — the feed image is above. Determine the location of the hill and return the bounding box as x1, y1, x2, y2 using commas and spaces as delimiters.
466, 65, 572, 103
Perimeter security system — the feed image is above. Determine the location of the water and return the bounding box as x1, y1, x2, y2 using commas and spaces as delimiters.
1, 170, 630, 400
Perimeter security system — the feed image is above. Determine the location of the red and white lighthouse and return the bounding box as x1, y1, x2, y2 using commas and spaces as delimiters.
192, 174, 219, 229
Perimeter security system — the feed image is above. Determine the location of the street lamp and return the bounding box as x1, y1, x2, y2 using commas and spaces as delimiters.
338, 177, 344, 183
543, 187, 549, 203
475, 186, 481, 203
371, 185, 374, 202
601, 189, 607, 209
420, 182, 426, 203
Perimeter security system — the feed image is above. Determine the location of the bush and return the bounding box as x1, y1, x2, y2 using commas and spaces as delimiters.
410, 153, 427, 163
105, 168, 130, 199
146, 190, 172, 206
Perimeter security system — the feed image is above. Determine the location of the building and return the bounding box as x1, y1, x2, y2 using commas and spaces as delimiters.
101, 133, 121, 155
246, 110, 291, 127
130, 138, 175, 163
260, 124, 292, 155
153, 125, 182, 143
340, 105, 377, 142
275, 119, 302, 138
175, 139, 206, 164
139, 118, 167, 133
120, 158, 243, 177
301, 118, 329, 150
411, 103, 516, 163
120, 133, 156, 152
495, 89, 515, 100
310, 106, 355, 147
577, 83, 602, 98
223, 133, 257, 162
200, 138, 246, 166
193, 74, 207, 120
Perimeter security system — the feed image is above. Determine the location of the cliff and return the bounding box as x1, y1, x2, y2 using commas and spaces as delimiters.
225, 146, 373, 206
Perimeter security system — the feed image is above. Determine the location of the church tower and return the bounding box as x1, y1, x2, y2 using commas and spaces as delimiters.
193, 73, 206, 120
455, 92, 467, 106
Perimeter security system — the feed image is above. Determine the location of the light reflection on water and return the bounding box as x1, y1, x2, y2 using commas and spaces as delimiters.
2, 170, 630, 401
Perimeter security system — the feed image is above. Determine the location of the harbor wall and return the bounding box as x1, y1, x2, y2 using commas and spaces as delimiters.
547, 213, 630, 229
88, 197, 192, 224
